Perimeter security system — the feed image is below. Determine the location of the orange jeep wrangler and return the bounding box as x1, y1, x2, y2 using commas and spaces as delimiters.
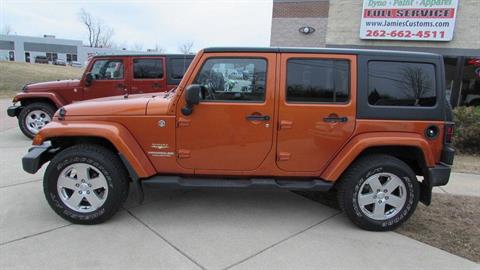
22, 47, 455, 231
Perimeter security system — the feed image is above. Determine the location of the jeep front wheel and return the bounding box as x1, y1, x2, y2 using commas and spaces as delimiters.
18, 102, 56, 139
44, 144, 129, 224
337, 155, 419, 231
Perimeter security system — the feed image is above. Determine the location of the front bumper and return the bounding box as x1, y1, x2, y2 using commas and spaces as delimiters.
22, 142, 58, 174
7, 105, 22, 117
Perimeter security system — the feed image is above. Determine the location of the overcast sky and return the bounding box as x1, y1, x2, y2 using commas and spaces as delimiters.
0, 0, 273, 53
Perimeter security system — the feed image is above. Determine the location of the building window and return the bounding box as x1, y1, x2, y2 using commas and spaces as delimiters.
25, 52, 30, 63
368, 61, 436, 107
286, 59, 349, 103
66, 54, 78, 63
193, 58, 267, 102
46, 52, 58, 62
9, 51, 14, 61
133, 58, 163, 79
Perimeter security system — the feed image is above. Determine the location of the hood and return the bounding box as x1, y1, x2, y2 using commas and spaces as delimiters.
60, 93, 155, 116
26, 79, 80, 91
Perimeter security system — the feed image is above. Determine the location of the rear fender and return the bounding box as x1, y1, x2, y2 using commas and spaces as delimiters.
34, 121, 156, 178
321, 132, 434, 181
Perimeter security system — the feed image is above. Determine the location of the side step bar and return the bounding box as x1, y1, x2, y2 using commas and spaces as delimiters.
142, 176, 334, 191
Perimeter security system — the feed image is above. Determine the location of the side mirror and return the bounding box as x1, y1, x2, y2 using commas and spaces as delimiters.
85, 72, 94, 86
181, 84, 201, 116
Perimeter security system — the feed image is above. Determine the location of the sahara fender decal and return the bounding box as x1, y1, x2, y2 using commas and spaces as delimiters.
14, 92, 66, 108
320, 132, 434, 181
35, 121, 156, 178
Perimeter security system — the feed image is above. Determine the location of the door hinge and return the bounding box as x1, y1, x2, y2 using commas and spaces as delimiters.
277, 152, 291, 161
177, 149, 191, 159
279, 120, 293, 130
177, 117, 191, 127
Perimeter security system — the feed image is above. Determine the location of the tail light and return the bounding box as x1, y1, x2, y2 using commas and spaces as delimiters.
444, 123, 454, 144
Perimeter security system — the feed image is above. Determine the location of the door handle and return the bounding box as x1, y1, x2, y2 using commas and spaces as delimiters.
323, 114, 348, 123
246, 115, 270, 121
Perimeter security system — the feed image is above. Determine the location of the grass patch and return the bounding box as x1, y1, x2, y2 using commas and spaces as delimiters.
397, 193, 480, 263
0, 61, 84, 98
453, 154, 480, 174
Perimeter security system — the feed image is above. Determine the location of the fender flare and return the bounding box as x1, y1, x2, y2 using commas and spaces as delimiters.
320, 132, 435, 181
35, 121, 156, 178
14, 92, 66, 108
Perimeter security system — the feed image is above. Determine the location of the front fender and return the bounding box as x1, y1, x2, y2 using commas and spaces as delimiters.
34, 121, 156, 178
14, 92, 66, 108
320, 132, 434, 181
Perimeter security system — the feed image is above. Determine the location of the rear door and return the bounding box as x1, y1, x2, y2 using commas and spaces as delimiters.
131, 56, 167, 94
276, 53, 357, 172
84, 57, 128, 99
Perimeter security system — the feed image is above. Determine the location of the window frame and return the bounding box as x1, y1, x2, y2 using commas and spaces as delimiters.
285, 57, 351, 105
367, 60, 437, 107
132, 57, 165, 80
356, 54, 444, 121
193, 56, 269, 104
89, 58, 125, 81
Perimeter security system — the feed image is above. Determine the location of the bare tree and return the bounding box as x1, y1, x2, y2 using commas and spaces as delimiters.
132, 42, 144, 51
178, 41, 194, 54
78, 8, 114, 48
1, 25, 13, 35
399, 66, 433, 106
153, 44, 165, 53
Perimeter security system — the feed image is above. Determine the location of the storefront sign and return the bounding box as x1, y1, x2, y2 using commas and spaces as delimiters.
360, 0, 459, 41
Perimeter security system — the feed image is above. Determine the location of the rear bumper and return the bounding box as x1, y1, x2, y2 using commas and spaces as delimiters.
7, 105, 22, 117
22, 143, 58, 174
428, 164, 451, 187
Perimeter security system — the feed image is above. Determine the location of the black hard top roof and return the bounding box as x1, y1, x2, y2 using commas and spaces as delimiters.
203, 47, 441, 59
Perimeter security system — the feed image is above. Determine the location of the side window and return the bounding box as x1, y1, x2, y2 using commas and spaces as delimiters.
193, 58, 267, 102
368, 61, 436, 106
170, 58, 193, 80
286, 59, 349, 103
133, 58, 163, 79
90, 59, 124, 80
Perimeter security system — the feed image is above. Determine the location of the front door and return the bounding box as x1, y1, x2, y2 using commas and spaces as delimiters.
276, 53, 357, 172
84, 58, 128, 100
131, 56, 167, 94
176, 53, 276, 171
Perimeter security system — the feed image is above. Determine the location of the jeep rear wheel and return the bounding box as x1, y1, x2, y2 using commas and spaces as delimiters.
18, 102, 56, 139
337, 155, 419, 231
44, 144, 129, 224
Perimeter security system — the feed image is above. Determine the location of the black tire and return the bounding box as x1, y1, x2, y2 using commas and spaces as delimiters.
18, 102, 56, 139
44, 144, 129, 224
337, 154, 419, 231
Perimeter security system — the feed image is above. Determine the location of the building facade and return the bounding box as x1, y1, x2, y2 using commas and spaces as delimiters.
0, 34, 135, 67
270, 0, 480, 107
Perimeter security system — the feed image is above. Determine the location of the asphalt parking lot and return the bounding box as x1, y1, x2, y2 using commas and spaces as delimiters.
1, 108, 478, 269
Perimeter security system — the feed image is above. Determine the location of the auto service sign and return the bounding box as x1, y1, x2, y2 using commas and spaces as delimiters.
360, 0, 459, 41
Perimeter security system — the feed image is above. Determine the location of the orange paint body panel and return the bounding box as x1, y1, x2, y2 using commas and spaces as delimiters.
32, 48, 450, 183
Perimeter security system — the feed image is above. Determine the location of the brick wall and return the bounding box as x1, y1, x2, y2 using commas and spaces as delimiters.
270, 0, 330, 47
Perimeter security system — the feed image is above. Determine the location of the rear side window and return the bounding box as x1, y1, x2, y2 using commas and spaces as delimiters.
368, 61, 436, 106
170, 58, 193, 80
133, 58, 163, 79
286, 59, 349, 103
